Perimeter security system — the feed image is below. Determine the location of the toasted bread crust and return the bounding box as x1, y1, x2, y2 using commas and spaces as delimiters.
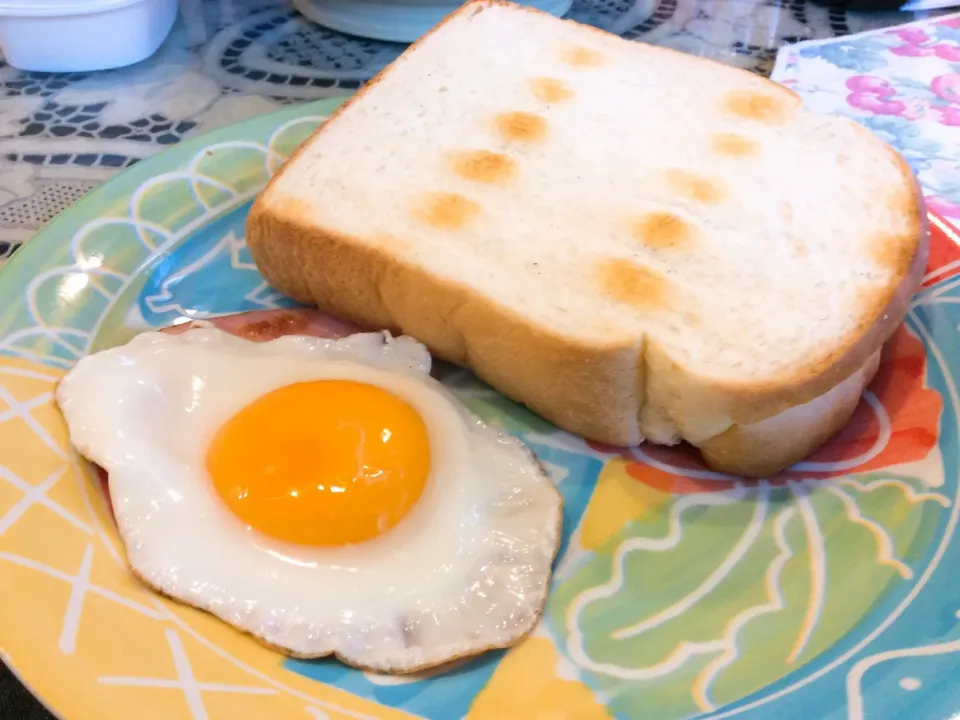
247, 0, 928, 475
248, 206, 648, 444
698, 350, 882, 476
247, 185, 923, 474
646, 177, 926, 446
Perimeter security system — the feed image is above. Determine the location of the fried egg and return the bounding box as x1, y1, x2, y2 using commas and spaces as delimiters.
56, 328, 562, 672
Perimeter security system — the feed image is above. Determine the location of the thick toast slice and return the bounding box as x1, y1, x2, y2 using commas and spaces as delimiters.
247, 0, 927, 476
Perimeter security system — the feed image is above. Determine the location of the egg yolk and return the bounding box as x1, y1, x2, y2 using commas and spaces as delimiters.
206, 380, 431, 546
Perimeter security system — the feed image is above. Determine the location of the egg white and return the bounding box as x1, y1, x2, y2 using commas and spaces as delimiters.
56, 329, 562, 672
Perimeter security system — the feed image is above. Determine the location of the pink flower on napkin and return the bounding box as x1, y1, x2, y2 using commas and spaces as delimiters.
927, 196, 960, 219
931, 74, 960, 104
890, 44, 935, 57
774, 14, 960, 216
847, 93, 906, 115
930, 106, 960, 126
886, 22, 960, 59
888, 27, 930, 44
845, 76, 908, 115
934, 44, 960, 60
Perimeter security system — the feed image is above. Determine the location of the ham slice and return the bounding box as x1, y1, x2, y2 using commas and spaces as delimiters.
161, 308, 361, 342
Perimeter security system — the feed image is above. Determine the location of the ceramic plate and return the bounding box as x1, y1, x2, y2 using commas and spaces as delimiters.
2, 97, 960, 720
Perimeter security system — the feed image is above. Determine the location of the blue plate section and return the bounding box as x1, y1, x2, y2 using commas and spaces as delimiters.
138, 201, 299, 327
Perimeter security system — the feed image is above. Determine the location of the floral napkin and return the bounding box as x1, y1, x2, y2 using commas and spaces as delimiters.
772, 14, 960, 222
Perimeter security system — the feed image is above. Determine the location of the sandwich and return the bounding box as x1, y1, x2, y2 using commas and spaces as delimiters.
246, 0, 928, 477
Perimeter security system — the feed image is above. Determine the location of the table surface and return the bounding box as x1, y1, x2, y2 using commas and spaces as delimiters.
0, 0, 942, 717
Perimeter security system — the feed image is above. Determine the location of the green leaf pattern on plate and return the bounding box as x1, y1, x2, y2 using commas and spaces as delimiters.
547, 472, 948, 717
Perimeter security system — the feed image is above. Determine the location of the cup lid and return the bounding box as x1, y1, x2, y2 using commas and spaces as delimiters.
0, 0, 145, 17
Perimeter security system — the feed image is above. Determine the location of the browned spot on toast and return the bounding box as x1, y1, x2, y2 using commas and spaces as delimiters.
412, 192, 480, 231
712, 132, 760, 157
449, 149, 516, 184
597, 258, 670, 309
560, 45, 605, 68
494, 111, 547, 143
529, 77, 575, 103
665, 169, 726, 204
724, 90, 794, 124
870, 234, 917, 275
633, 212, 696, 250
